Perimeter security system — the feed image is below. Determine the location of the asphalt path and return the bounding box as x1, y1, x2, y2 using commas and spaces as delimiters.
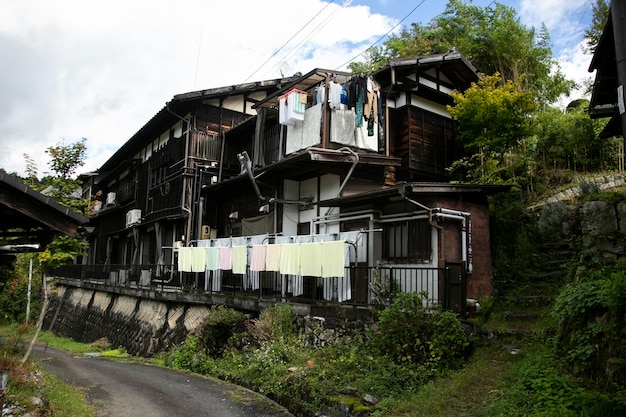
31, 345, 294, 417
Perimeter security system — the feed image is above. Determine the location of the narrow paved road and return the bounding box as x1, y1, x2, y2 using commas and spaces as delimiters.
32, 345, 293, 417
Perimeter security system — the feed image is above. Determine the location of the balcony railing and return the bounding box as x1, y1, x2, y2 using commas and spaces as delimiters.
47, 264, 444, 308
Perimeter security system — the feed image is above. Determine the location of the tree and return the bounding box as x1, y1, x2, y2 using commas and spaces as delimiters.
38, 138, 89, 267
364, 0, 575, 103
21, 138, 89, 364
447, 74, 535, 185
584, 0, 610, 54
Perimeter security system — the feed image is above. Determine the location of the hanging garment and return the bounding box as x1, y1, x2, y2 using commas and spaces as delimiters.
250, 245, 267, 272
320, 240, 346, 278
265, 244, 282, 271
218, 247, 233, 270
299, 242, 322, 277
328, 81, 343, 109
190, 247, 207, 273
177, 247, 192, 272
232, 245, 247, 274
205, 247, 219, 271
280, 243, 300, 276
364, 78, 379, 123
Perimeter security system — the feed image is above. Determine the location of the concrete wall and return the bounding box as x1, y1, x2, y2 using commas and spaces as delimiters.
44, 285, 213, 356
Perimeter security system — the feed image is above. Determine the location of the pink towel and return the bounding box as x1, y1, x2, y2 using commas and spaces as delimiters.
219, 247, 232, 270
250, 245, 267, 271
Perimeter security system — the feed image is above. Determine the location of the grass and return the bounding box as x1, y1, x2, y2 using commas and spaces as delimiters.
0, 341, 96, 417
0, 324, 97, 417
42, 371, 96, 417
374, 342, 522, 416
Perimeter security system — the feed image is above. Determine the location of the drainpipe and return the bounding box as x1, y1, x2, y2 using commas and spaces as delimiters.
307, 147, 360, 233
432, 208, 473, 273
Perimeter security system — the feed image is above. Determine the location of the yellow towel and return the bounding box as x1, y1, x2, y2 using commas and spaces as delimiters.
177, 247, 192, 272
300, 242, 322, 277
190, 247, 206, 272
280, 243, 300, 276
321, 241, 345, 278
232, 246, 247, 274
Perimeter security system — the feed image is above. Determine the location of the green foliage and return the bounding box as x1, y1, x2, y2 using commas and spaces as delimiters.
483, 346, 626, 417
367, 292, 471, 370
552, 265, 626, 385
382, 0, 573, 102
198, 305, 246, 357
347, 46, 389, 74
489, 192, 538, 292
584, 0, 610, 54
38, 235, 88, 269
450, 74, 535, 154
247, 303, 296, 346
447, 74, 535, 185
166, 334, 217, 374
0, 255, 42, 324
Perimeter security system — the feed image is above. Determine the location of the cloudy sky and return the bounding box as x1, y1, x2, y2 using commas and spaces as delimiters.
0, 0, 596, 177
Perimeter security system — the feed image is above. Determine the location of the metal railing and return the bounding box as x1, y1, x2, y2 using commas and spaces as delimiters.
47, 264, 444, 307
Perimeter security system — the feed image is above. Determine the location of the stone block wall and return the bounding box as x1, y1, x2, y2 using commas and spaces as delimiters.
44, 286, 212, 356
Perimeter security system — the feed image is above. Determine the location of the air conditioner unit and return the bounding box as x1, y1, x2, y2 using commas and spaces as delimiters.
106, 192, 116, 205
125, 209, 142, 228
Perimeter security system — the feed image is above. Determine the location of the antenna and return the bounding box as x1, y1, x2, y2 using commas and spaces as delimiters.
278, 62, 290, 78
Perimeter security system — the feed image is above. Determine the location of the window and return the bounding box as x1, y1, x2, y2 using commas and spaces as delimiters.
383, 219, 432, 263
151, 166, 167, 189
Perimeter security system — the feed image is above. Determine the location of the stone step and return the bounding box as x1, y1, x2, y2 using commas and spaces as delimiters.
504, 312, 540, 321
518, 295, 555, 306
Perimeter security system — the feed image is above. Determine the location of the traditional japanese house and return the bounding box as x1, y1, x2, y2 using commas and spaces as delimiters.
70, 50, 502, 317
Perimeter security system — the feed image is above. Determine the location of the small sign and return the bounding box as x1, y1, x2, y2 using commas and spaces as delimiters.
618, 85, 625, 115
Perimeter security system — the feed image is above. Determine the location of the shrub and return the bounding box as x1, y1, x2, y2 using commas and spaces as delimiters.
367, 292, 472, 371
552, 265, 626, 386
198, 305, 246, 357
247, 303, 296, 345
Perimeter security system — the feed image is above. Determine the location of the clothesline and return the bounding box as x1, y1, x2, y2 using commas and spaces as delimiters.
177, 240, 347, 278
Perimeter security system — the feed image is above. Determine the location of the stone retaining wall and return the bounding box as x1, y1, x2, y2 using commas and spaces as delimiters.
44, 285, 212, 356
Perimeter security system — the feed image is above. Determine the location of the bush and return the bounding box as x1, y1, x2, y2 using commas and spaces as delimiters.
552, 265, 626, 386
367, 292, 472, 371
198, 305, 246, 357
247, 303, 296, 346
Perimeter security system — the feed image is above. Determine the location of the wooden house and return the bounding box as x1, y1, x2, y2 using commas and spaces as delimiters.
75, 51, 501, 317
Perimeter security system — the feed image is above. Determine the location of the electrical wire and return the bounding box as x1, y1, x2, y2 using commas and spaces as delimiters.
263, 0, 351, 78
244, 0, 337, 82
334, 0, 427, 70
558, 0, 594, 59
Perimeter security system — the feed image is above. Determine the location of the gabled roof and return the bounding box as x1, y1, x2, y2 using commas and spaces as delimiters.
0, 171, 88, 254
97, 77, 295, 178
254, 52, 479, 110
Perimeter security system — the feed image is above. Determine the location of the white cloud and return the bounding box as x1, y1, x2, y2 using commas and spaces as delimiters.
0, 0, 396, 177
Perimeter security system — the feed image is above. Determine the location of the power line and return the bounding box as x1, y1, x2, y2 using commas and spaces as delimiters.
244, 1, 337, 82
263, 0, 351, 78
334, 0, 427, 70
558, 0, 594, 59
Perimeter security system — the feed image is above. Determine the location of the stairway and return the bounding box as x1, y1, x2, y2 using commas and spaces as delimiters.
481, 239, 573, 339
